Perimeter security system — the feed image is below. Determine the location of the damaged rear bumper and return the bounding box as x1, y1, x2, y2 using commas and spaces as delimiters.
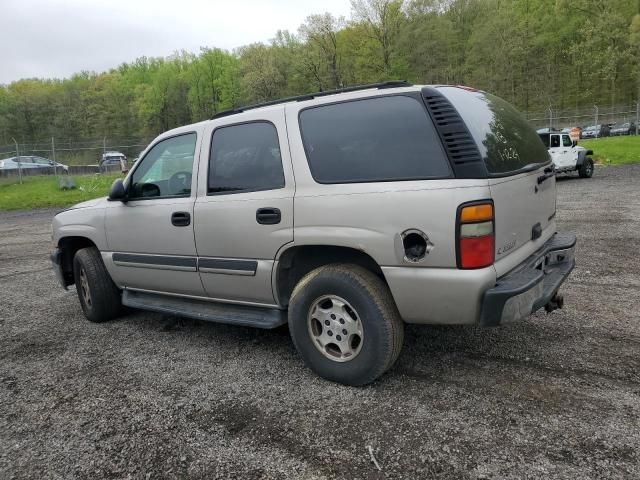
479, 233, 576, 326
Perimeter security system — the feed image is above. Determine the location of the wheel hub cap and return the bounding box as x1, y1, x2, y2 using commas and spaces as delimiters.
79, 267, 92, 307
307, 295, 363, 362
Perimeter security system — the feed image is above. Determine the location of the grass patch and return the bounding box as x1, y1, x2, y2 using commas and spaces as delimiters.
0, 174, 119, 211
580, 136, 640, 165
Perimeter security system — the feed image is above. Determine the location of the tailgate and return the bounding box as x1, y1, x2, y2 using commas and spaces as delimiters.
489, 168, 557, 276
436, 86, 557, 277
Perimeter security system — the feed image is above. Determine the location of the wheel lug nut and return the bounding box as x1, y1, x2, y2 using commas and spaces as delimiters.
328, 331, 333, 336
330, 314, 336, 320
342, 329, 347, 335
324, 320, 330, 326
339, 318, 345, 324
336, 335, 342, 341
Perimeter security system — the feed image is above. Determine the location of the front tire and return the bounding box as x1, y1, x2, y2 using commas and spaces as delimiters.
578, 156, 594, 178
288, 264, 404, 386
73, 247, 122, 323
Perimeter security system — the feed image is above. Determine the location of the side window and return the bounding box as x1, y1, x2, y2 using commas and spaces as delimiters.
562, 135, 572, 147
129, 133, 197, 199
208, 122, 285, 194
299, 95, 451, 183
539, 134, 550, 148
550, 135, 560, 148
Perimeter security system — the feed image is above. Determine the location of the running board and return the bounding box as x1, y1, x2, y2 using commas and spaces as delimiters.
122, 290, 287, 329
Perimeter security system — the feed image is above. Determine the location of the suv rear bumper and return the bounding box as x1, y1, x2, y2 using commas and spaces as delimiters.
479, 232, 576, 326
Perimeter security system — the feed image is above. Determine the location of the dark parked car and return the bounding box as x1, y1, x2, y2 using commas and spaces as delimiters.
610, 122, 636, 136
580, 124, 609, 139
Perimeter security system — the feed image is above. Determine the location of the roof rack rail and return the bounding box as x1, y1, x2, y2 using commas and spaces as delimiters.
211, 80, 412, 119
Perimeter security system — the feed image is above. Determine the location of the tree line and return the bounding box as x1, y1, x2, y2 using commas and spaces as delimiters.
1, 0, 638, 148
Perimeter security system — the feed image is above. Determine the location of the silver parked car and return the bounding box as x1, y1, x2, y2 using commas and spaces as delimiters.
100, 151, 127, 167
0, 155, 68, 171
51, 81, 576, 385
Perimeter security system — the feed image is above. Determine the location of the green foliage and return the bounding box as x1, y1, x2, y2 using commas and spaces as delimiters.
0, 174, 119, 210
580, 136, 640, 165
0, 0, 638, 147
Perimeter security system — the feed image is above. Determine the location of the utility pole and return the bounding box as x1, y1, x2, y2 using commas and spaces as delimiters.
594, 105, 599, 137
548, 107, 553, 130
636, 102, 639, 136
11, 137, 21, 184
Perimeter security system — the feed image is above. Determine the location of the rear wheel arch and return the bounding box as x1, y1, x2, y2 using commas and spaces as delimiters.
57, 236, 98, 286
275, 245, 388, 307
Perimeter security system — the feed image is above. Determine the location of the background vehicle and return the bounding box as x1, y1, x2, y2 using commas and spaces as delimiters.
538, 130, 594, 178
0, 155, 68, 171
51, 82, 575, 386
610, 122, 636, 136
100, 151, 127, 167
580, 124, 609, 138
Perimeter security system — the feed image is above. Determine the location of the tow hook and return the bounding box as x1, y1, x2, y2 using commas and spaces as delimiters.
545, 293, 564, 313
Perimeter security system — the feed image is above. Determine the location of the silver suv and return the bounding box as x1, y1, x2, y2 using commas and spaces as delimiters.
51, 82, 576, 385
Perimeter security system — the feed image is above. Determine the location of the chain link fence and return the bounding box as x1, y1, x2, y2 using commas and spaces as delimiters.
526, 102, 640, 133
0, 137, 152, 166
0, 137, 153, 182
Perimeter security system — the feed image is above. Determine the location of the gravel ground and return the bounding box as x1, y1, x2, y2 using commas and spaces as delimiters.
1, 165, 639, 479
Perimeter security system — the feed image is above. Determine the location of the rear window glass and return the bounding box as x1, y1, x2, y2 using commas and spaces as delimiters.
299, 95, 451, 183
440, 87, 550, 175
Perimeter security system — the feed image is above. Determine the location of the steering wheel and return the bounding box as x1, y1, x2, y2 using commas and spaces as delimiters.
168, 171, 192, 195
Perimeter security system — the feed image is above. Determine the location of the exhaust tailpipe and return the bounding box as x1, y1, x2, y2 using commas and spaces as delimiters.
545, 293, 564, 313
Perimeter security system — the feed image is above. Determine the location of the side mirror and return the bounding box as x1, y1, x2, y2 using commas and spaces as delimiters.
108, 178, 127, 201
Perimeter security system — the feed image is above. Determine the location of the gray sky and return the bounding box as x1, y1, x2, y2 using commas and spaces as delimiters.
0, 0, 352, 84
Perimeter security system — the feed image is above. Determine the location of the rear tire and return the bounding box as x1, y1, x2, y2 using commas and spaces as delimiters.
578, 156, 594, 178
73, 247, 122, 323
288, 264, 404, 386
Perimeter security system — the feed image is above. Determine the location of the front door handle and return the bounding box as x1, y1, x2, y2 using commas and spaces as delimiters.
256, 207, 281, 225
171, 211, 191, 227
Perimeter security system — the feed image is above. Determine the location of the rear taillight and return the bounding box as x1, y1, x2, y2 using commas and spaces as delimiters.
457, 201, 494, 269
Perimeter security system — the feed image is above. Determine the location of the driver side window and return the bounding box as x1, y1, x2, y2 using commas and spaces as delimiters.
550, 135, 560, 148
130, 133, 197, 199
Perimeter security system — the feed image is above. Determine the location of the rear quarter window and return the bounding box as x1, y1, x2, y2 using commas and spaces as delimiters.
299, 95, 451, 184
440, 87, 550, 175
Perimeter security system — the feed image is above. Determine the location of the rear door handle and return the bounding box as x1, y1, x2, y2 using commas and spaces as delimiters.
171, 211, 191, 227
256, 207, 281, 225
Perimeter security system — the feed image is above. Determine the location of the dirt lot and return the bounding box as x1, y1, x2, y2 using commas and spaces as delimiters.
1, 165, 639, 479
